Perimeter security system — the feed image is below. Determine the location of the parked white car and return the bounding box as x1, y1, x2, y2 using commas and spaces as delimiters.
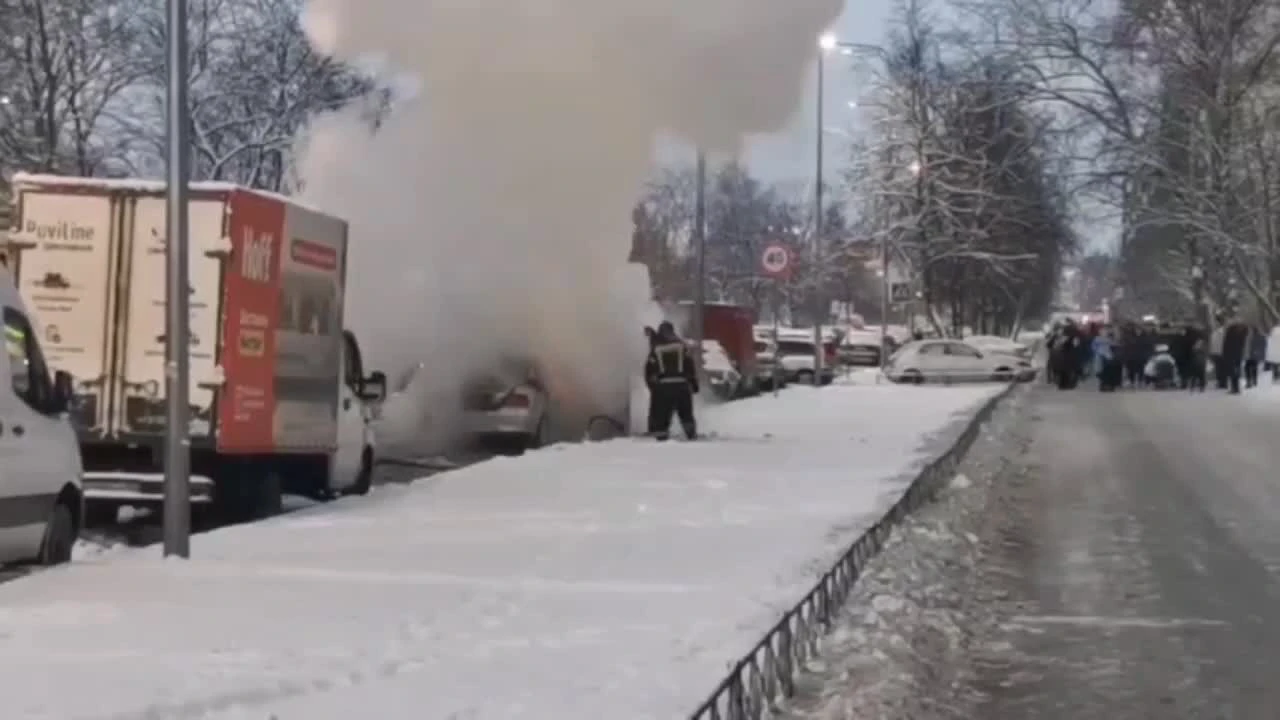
838, 329, 889, 367
965, 334, 1032, 359
0, 272, 82, 566
775, 334, 835, 385
885, 339, 1032, 384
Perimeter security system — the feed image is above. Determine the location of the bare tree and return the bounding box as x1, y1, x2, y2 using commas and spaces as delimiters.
122, 0, 384, 190
0, 0, 149, 185
847, 2, 1074, 335
969, 0, 1280, 324
633, 166, 698, 301
630, 162, 862, 324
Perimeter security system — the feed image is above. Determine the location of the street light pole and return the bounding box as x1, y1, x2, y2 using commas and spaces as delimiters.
880, 236, 890, 373
693, 149, 707, 381
813, 35, 834, 386
162, 0, 192, 558
815, 34, 890, 378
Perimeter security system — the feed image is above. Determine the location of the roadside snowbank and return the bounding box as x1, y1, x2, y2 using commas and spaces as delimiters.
0, 383, 1002, 719
779, 386, 1032, 720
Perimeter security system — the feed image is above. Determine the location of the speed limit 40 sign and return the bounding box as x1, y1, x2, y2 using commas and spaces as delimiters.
760, 243, 792, 279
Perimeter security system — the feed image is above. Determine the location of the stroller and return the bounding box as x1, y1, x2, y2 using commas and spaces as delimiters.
1144, 344, 1178, 389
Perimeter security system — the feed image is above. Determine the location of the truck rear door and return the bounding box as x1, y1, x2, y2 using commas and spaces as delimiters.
115, 193, 227, 437
9, 186, 119, 436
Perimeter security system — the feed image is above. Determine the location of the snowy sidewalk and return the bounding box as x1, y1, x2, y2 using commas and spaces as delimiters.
0, 383, 1002, 720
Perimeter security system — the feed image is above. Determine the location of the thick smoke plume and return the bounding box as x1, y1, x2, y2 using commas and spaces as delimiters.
297, 0, 842, 442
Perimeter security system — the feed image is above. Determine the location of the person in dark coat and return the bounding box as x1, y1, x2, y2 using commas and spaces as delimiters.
1221, 316, 1249, 395
1245, 326, 1267, 388
1094, 327, 1122, 391
1186, 337, 1208, 391
1121, 324, 1146, 388
644, 321, 698, 439
1076, 323, 1096, 380
1054, 323, 1081, 389
1044, 326, 1060, 385
1171, 325, 1192, 389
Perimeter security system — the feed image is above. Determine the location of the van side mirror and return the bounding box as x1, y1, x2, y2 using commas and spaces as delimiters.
360, 371, 387, 402
51, 370, 74, 413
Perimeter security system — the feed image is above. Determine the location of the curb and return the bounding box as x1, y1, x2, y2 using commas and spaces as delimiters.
687, 380, 1021, 720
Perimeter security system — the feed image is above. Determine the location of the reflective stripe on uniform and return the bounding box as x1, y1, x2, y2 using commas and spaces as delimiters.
653, 342, 685, 374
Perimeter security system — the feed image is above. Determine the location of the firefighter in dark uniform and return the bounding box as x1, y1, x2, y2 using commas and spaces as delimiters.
643, 325, 658, 432
645, 321, 698, 440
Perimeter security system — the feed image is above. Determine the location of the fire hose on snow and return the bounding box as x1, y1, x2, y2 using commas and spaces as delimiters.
586, 414, 628, 441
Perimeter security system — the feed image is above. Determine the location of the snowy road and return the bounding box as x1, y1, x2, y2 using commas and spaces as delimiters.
974, 386, 1280, 718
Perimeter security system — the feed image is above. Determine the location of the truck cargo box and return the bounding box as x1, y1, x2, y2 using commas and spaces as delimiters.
2, 174, 349, 456
672, 300, 758, 378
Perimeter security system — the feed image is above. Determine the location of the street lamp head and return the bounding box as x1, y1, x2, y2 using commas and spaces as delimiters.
0, 95, 9, 105
907, 160, 921, 175
818, 33, 837, 51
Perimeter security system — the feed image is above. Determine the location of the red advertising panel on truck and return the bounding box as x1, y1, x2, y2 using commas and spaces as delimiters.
218, 190, 285, 452
219, 192, 346, 454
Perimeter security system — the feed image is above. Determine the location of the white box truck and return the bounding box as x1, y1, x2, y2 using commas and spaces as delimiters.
2, 174, 386, 522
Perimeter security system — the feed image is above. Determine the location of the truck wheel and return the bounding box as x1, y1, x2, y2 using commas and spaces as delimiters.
218, 469, 283, 523
38, 502, 76, 566
252, 472, 284, 519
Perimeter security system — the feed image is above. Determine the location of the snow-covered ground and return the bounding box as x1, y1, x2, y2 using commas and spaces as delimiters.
780, 385, 1030, 720
0, 383, 1002, 720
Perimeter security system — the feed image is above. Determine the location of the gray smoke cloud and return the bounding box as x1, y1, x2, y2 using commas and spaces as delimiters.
296, 0, 842, 443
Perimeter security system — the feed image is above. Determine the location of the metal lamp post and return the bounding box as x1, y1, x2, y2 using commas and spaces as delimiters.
163, 0, 193, 558
817, 34, 894, 380
813, 34, 836, 385
879, 247, 889, 372
692, 150, 707, 380
1191, 262, 1206, 329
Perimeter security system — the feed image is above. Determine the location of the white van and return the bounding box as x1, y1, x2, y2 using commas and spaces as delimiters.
0, 272, 82, 565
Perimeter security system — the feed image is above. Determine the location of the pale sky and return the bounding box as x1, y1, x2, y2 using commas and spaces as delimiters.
738, 0, 1116, 252
741, 1, 893, 184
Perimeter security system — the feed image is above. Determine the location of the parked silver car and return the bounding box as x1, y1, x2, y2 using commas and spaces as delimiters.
462, 360, 552, 450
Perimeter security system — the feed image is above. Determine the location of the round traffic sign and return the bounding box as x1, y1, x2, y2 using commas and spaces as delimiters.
761, 244, 790, 275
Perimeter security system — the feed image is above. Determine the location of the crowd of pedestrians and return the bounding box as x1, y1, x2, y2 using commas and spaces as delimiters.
1044, 315, 1280, 394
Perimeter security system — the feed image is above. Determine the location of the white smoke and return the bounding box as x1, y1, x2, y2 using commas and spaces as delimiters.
296, 0, 843, 441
